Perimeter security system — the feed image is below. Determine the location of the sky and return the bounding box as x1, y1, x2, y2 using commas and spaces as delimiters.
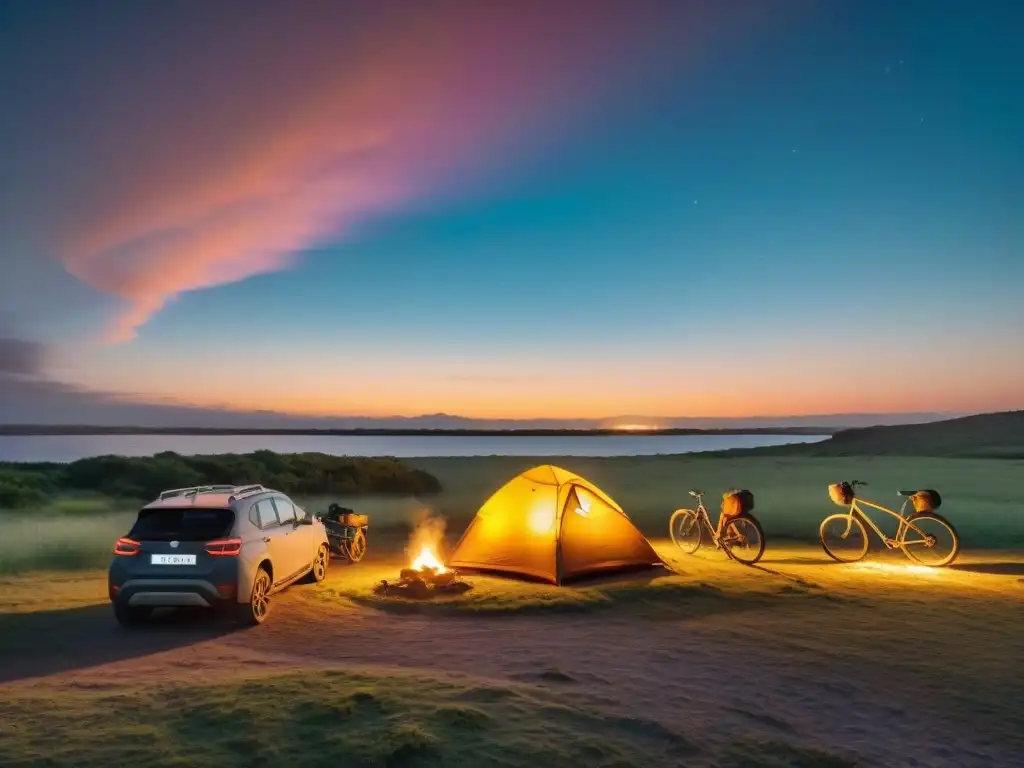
1, 0, 1022, 425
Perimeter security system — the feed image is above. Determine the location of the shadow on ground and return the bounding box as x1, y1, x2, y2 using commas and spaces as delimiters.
947, 561, 1024, 576
0, 605, 237, 684
760, 557, 843, 566
745, 563, 829, 592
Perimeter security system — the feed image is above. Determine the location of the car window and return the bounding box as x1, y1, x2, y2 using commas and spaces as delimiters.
293, 503, 307, 521
254, 499, 279, 529
130, 508, 234, 541
273, 498, 296, 524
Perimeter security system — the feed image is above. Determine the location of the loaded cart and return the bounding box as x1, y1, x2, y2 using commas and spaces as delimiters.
320, 503, 369, 563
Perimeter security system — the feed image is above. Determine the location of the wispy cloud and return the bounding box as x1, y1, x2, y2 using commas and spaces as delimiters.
40, 1, 695, 342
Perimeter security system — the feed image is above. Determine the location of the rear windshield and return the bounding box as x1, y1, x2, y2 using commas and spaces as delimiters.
130, 508, 235, 542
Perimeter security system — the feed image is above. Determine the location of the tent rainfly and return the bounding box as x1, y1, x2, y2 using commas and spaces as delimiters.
447, 464, 662, 584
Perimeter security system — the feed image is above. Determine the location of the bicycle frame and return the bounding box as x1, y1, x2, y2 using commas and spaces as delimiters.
692, 501, 743, 545
691, 502, 720, 541
838, 496, 931, 548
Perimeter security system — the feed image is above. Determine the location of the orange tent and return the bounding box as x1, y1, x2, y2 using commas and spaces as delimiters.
447, 464, 662, 584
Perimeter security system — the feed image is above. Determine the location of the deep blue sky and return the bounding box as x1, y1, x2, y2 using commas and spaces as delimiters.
1, 1, 1021, 421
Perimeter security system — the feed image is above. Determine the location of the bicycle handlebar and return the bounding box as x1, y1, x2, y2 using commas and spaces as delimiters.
848, 480, 868, 487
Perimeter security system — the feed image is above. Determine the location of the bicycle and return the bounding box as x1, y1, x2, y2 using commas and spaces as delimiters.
669, 489, 766, 565
819, 480, 960, 566
322, 503, 369, 564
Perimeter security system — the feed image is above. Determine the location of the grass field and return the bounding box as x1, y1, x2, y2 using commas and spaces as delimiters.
1, 539, 1021, 767
2, 454, 1022, 574
3, 417, 1022, 765
0, 666, 707, 768
0, 666, 868, 768
412, 454, 1024, 547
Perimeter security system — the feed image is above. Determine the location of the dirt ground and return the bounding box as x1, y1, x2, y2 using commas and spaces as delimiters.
1, 541, 1022, 767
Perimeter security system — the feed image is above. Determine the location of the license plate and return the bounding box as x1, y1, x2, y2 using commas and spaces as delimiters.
151, 554, 196, 566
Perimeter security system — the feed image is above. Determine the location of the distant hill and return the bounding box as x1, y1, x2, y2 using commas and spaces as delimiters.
724, 410, 1024, 459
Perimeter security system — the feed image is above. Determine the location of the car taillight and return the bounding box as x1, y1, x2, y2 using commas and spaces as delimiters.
206, 538, 242, 556
113, 537, 140, 556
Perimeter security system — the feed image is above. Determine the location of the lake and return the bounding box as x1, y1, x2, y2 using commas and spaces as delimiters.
0, 433, 828, 463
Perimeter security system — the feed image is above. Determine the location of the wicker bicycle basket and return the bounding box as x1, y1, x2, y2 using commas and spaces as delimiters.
911, 489, 942, 513
828, 482, 854, 506
721, 489, 755, 518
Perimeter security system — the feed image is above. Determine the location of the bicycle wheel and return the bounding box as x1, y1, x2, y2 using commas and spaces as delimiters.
669, 509, 703, 554
901, 513, 960, 567
346, 528, 367, 563
721, 515, 765, 565
820, 513, 869, 563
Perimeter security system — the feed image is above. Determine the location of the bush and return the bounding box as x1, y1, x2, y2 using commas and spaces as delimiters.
0, 452, 442, 506
0, 480, 48, 509
0, 470, 53, 509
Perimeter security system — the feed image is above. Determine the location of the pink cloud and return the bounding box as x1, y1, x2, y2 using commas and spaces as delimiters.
52, 2, 732, 340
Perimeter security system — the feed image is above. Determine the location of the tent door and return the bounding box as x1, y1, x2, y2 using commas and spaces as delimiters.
555, 485, 584, 584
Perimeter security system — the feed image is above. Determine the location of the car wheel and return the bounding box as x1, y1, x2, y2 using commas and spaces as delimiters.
236, 567, 272, 626
304, 544, 329, 584
113, 602, 152, 627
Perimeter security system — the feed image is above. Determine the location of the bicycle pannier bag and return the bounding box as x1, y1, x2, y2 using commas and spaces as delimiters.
342, 512, 369, 527
721, 489, 755, 518
828, 482, 854, 506
326, 503, 354, 522
911, 489, 941, 513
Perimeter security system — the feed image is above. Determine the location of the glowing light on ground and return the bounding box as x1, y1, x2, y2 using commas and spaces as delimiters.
852, 561, 941, 577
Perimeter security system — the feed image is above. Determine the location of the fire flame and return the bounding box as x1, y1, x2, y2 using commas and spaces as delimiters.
411, 544, 447, 573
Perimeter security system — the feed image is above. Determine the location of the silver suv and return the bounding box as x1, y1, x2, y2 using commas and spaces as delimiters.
108, 484, 330, 626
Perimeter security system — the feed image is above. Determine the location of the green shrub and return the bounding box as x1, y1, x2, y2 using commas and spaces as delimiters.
0, 480, 47, 509
0, 452, 442, 507
0, 470, 53, 509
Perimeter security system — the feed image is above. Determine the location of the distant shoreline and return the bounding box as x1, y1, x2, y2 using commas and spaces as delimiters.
0, 425, 837, 438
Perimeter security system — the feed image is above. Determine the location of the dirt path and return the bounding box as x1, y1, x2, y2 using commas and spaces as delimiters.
2, 544, 1021, 767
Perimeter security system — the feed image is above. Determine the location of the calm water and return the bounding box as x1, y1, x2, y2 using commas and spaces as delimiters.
0, 433, 827, 463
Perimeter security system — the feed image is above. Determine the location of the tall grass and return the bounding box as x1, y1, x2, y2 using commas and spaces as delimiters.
0, 510, 136, 574
0, 495, 431, 575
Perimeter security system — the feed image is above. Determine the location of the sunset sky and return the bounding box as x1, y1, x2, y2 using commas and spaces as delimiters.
1, 1, 1021, 423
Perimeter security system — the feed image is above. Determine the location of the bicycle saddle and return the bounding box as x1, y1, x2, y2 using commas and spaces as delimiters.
688, 489, 705, 497
897, 490, 917, 497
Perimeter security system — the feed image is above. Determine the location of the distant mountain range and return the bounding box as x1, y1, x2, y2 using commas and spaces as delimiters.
0, 367, 979, 432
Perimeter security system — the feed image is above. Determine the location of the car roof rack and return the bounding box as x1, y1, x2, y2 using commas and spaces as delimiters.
228, 484, 267, 501
158, 484, 237, 500
157, 484, 269, 502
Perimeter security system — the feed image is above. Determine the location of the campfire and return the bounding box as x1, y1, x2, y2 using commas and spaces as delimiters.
411, 544, 446, 573
374, 517, 472, 599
